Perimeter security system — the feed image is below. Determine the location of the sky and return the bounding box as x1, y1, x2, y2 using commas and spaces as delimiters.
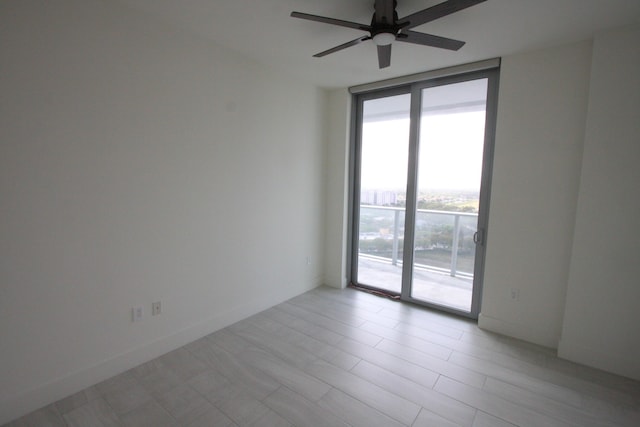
360, 111, 486, 193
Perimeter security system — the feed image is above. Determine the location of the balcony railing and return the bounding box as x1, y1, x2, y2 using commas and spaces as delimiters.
359, 205, 478, 278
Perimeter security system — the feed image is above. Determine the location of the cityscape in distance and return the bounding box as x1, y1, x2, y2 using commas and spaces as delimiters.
361, 189, 479, 213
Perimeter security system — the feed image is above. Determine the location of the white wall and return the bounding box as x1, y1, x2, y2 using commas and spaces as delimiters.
479, 41, 592, 348
324, 89, 352, 289
558, 25, 640, 380
0, 0, 326, 423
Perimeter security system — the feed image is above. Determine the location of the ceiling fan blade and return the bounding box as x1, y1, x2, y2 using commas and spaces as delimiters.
377, 44, 392, 69
399, 0, 487, 30
397, 30, 465, 50
291, 11, 370, 32
313, 36, 371, 58
374, 0, 395, 24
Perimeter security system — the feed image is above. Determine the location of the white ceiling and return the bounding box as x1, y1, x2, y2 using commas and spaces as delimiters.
117, 0, 640, 89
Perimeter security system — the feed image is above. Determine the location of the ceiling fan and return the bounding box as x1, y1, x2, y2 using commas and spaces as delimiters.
291, 0, 486, 69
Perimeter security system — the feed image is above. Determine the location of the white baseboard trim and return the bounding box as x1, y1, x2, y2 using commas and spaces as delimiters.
478, 313, 559, 349
558, 336, 640, 381
0, 283, 318, 425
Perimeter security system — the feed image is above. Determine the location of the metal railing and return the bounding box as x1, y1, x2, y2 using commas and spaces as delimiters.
359, 205, 478, 278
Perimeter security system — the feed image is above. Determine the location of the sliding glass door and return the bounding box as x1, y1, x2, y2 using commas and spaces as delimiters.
351, 69, 498, 318
356, 92, 410, 294
409, 78, 488, 312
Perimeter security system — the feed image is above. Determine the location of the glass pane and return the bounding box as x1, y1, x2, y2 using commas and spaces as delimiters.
356, 93, 410, 294
411, 79, 488, 311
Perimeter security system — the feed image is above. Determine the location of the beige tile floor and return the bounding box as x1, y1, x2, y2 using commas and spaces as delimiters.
5, 286, 640, 426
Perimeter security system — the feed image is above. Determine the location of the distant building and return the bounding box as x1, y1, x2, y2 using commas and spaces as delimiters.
361, 190, 397, 206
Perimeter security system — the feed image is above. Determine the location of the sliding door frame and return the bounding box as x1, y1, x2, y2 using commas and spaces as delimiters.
349, 85, 411, 286
349, 66, 500, 320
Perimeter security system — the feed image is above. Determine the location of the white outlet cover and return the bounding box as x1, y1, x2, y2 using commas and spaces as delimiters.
132, 306, 143, 322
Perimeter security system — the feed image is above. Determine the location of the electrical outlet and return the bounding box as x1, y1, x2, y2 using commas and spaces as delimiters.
152, 301, 161, 316
132, 306, 143, 322
306, 256, 311, 266
510, 288, 520, 301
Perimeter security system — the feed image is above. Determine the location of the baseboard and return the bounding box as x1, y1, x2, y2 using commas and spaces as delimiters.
478, 313, 559, 349
0, 283, 318, 425
558, 336, 640, 381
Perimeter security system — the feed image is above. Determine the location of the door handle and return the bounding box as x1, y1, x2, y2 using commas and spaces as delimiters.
473, 229, 484, 245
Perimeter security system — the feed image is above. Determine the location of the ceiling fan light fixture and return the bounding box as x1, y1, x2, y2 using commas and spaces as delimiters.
372, 32, 395, 46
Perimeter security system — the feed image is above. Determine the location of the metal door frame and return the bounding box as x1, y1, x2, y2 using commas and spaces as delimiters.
349, 66, 500, 320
